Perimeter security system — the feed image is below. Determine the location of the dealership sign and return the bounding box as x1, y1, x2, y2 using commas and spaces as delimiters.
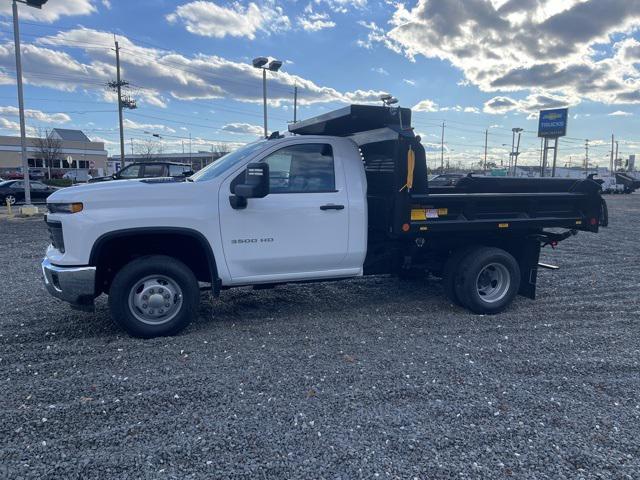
538, 108, 568, 138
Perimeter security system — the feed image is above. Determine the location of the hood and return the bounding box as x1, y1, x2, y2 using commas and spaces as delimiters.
47, 178, 200, 207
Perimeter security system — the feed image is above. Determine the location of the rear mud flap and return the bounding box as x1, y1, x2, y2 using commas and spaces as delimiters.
518, 239, 541, 300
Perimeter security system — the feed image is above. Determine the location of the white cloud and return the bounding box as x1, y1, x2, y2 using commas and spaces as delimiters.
483, 92, 578, 114
413, 99, 483, 114
369, 0, 640, 107
0, 106, 70, 123
298, 10, 335, 32
221, 122, 263, 135
0, 27, 388, 113
166, 1, 291, 40
608, 110, 632, 116
371, 67, 389, 76
413, 99, 438, 112
123, 118, 176, 134
403, 79, 416, 86
0, 0, 96, 23
315, 0, 367, 14
0, 117, 37, 135
101, 0, 112, 9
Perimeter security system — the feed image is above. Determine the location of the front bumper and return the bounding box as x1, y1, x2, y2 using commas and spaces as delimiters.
41, 258, 96, 309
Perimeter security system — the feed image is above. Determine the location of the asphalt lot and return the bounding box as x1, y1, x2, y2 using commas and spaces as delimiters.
1, 195, 639, 479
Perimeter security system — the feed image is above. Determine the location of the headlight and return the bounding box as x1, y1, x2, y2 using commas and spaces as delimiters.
48, 203, 83, 214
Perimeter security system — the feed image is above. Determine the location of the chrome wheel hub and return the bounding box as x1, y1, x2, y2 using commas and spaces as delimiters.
128, 275, 183, 325
476, 263, 510, 303
6, 195, 16, 205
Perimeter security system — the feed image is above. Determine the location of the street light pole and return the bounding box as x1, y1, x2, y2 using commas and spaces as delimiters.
12, 0, 31, 206
262, 68, 267, 138
253, 57, 283, 138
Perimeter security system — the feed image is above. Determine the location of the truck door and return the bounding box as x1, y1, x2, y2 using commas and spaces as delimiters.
218, 141, 355, 284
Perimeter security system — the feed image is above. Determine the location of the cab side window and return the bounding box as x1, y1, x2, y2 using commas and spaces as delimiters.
263, 144, 334, 193
119, 164, 141, 178
142, 164, 166, 177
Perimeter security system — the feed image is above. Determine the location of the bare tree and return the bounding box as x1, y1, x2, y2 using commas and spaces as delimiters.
211, 142, 230, 157
34, 129, 62, 179
135, 139, 163, 161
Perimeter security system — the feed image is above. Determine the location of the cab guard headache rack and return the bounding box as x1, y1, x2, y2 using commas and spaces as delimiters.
289, 104, 412, 137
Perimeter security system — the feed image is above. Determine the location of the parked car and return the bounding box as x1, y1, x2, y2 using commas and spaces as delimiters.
89, 162, 193, 183
4, 168, 47, 180
63, 170, 92, 182
429, 173, 465, 186
0, 180, 58, 205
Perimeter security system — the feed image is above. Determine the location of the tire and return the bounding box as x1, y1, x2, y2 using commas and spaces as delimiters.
3, 194, 17, 205
108, 255, 200, 338
442, 246, 476, 306
453, 247, 520, 315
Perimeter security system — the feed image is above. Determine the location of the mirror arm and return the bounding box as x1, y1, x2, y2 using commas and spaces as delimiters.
229, 195, 247, 210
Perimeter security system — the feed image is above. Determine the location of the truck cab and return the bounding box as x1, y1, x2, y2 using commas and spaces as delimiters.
42, 105, 606, 338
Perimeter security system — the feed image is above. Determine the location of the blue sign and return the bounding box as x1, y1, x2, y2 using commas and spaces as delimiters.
538, 108, 568, 138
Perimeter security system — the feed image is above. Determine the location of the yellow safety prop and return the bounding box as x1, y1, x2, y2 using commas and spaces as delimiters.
399, 145, 416, 192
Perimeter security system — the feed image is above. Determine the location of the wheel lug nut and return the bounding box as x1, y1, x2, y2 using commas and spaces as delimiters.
164, 294, 170, 299
159, 309, 164, 314
165, 302, 170, 308
142, 295, 148, 300
158, 288, 163, 294
149, 289, 154, 294
149, 309, 154, 314
142, 303, 148, 309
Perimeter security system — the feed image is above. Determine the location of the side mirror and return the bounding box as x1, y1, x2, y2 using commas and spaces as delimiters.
234, 163, 269, 199
230, 163, 269, 210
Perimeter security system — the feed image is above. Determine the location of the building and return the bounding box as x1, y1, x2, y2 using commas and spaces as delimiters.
0, 129, 107, 177
107, 151, 226, 174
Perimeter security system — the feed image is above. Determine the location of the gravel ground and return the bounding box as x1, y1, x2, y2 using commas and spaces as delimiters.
1, 195, 639, 479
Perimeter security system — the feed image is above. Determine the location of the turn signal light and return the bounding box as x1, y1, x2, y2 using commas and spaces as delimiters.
48, 203, 83, 214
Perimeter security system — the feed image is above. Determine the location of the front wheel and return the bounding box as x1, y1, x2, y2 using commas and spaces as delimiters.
454, 247, 520, 315
108, 255, 200, 338
2, 194, 17, 205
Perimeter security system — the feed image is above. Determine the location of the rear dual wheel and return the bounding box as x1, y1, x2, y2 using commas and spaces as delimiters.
444, 246, 520, 314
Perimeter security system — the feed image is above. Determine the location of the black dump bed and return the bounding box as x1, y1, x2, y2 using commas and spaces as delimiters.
290, 105, 606, 237
615, 172, 640, 193
441, 176, 580, 193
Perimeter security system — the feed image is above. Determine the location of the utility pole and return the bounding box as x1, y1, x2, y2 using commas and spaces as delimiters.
12, 0, 31, 206
510, 127, 523, 176
114, 40, 125, 166
614, 140, 619, 172
610, 134, 615, 175
108, 37, 136, 168
440, 122, 445, 172
483, 129, 488, 174
513, 130, 522, 176
293, 84, 298, 123
130, 137, 134, 155
584, 139, 590, 175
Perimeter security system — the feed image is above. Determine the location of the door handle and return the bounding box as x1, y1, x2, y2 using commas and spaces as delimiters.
320, 204, 344, 210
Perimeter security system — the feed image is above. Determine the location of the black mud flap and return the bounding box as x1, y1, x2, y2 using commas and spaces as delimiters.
518, 238, 541, 300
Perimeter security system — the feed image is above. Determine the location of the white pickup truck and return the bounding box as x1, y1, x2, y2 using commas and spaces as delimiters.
42, 105, 606, 338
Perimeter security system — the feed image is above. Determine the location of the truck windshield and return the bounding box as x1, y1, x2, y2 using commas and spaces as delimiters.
191, 141, 268, 182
